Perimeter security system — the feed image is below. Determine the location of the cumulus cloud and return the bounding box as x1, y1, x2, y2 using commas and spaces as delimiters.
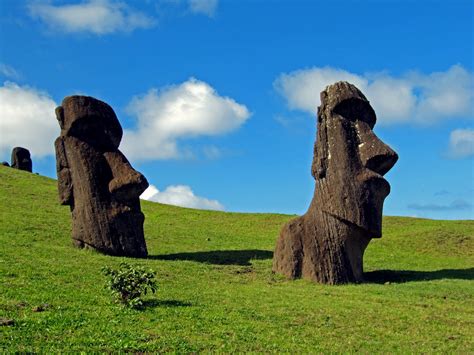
274, 65, 473, 125
141, 184, 224, 210
28, 0, 156, 35
0, 64, 21, 80
188, 0, 218, 17
408, 199, 472, 211
121, 78, 250, 160
447, 128, 474, 159
0, 82, 57, 157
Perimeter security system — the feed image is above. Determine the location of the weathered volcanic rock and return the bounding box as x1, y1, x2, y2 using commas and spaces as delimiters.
272, 81, 398, 284
55, 95, 149, 257
1, 161, 9, 167
0, 318, 14, 326
11, 147, 32, 172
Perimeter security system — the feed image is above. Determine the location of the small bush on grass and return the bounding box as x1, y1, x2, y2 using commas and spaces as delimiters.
102, 262, 157, 309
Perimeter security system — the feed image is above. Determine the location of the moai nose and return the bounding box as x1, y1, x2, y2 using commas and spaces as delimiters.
104, 151, 149, 201
357, 123, 398, 176
364, 145, 398, 176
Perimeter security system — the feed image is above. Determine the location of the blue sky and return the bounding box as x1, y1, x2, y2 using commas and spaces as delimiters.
0, 0, 473, 219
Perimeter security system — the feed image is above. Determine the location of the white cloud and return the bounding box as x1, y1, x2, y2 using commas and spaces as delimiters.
121, 77, 250, 160
447, 128, 474, 159
140, 184, 224, 210
0, 82, 57, 157
202, 145, 222, 159
408, 199, 472, 211
188, 0, 218, 17
0, 78, 248, 161
274, 65, 473, 125
275, 67, 367, 114
28, 0, 156, 35
0, 64, 21, 80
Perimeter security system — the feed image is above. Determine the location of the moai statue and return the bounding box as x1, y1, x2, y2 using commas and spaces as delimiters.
11, 147, 32, 172
55, 95, 149, 257
273, 82, 398, 284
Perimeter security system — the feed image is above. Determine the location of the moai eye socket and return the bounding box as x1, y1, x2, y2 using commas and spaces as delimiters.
332, 98, 376, 129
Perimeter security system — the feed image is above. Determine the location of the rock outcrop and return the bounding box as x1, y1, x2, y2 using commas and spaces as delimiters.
273, 82, 398, 284
55, 95, 149, 257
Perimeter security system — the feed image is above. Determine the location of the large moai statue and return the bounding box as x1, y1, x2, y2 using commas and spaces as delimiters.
273, 82, 398, 284
11, 147, 32, 172
55, 95, 149, 257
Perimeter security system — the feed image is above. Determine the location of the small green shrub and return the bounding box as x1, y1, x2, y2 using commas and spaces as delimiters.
102, 262, 158, 308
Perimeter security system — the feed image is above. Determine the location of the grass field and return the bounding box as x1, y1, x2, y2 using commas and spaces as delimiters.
1, 166, 473, 352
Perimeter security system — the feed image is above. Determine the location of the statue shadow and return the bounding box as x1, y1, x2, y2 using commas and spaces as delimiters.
149, 249, 273, 266
141, 299, 192, 308
364, 268, 474, 284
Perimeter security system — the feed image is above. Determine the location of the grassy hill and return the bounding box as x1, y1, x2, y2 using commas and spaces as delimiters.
1, 166, 473, 352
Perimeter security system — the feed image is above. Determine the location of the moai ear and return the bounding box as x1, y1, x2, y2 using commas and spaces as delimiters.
55, 137, 73, 206
311, 113, 329, 180
55, 106, 65, 130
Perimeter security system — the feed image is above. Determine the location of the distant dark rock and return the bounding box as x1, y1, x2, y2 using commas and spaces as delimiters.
11, 147, 32, 172
1, 161, 9, 167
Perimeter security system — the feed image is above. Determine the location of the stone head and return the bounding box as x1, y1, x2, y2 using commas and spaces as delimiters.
56, 95, 122, 151
311, 82, 398, 237
55, 95, 148, 257
11, 147, 32, 172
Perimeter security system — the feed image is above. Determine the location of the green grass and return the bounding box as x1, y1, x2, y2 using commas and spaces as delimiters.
1, 166, 473, 352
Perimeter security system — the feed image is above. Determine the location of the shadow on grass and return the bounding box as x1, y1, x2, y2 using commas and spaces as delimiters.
141, 299, 192, 308
364, 268, 474, 284
149, 249, 273, 266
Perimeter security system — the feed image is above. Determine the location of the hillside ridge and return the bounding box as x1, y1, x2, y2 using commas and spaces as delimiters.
1, 165, 473, 352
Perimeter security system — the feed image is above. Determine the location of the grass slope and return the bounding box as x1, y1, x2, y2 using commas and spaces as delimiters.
1, 166, 473, 352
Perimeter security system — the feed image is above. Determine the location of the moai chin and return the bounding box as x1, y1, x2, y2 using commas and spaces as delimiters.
11, 147, 32, 172
273, 81, 398, 284
55, 95, 149, 257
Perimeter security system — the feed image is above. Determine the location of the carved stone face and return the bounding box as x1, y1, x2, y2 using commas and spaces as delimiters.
312, 82, 398, 237
55, 96, 149, 257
